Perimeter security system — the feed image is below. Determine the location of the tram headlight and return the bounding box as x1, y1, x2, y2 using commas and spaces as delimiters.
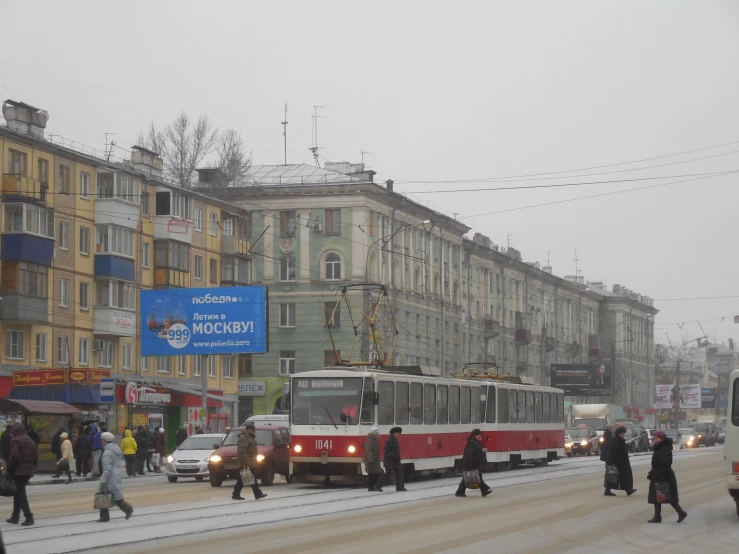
256, 454, 265, 462
348, 445, 356, 454
209, 455, 222, 463
294, 445, 302, 453
580, 440, 588, 446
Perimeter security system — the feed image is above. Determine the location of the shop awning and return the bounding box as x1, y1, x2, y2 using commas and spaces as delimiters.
8, 384, 100, 404
0, 398, 80, 415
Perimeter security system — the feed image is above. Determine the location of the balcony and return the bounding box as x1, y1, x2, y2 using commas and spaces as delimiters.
0, 295, 49, 324
221, 235, 251, 257
94, 255, 135, 281
1, 203, 55, 265
2, 175, 48, 204
588, 334, 601, 358
566, 341, 582, 356
484, 316, 501, 337
514, 311, 531, 344
93, 306, 136, 337
154, 187, 193, 244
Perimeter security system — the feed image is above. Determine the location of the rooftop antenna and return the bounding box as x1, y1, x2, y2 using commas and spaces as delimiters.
361, 149, 373, 166
572, 249, 581, 278
453, 212, 459, 219
546, 250, 555, 266
309, 105, 327, 167
104, 133, 115, 161
506, 234, 514, 249
281, 104, 288, 165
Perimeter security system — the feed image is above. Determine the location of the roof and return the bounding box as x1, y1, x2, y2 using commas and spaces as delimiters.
0, 399, 80, 415
245, 164, 362, 185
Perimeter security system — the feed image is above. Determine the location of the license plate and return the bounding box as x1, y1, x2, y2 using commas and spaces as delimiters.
178, 465, 196, 470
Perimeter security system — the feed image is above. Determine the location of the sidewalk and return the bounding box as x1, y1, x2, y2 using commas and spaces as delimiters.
29, 462, 164, 486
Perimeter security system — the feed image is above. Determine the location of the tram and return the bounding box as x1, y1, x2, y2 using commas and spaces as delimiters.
289, 366, 565, 485
725, 368, 739, 517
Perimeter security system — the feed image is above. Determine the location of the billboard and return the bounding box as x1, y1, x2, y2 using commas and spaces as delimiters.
140, 286, 268, 356
654, 384, 701, 409
700, 388, 718, 409
550, 363, 611, 396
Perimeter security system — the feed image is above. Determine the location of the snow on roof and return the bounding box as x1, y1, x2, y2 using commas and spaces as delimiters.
245, 164, 363, 185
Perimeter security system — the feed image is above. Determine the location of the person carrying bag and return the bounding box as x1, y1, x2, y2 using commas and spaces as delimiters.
647, 430, 687, 523
231, 423, 267, 501
455, 429, 492, 498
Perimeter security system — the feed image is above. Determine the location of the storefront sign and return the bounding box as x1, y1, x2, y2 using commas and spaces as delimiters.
125, 381, 171, 404
66, 369, 111, 385
239, 381, 266, 396
13, 369, 66, 387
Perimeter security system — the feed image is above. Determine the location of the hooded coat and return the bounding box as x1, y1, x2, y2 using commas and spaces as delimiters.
51, 427, 64, 458
460, 436, 486, 471
75, 428, 92, 459
120, 430, 137, 456
600, 428, 613, 462
383, 434, 401, 467
364, 434, 382, 474
606, 433, 633, 491
60, 437, 74, 467
237, 431, 258, 469
647, 438, 679, 504
7, 423, 38, 478
99, 442, 125, 501
90, 424, 103, 451
134, 426, 150, 460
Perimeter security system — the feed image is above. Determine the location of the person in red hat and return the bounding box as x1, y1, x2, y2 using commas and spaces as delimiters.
647, 430, 687, 523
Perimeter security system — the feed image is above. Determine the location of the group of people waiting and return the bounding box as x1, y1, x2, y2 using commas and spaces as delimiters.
120, 426, 167, 477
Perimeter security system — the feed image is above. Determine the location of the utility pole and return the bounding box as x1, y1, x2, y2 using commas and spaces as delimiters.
281, 104, 288, 165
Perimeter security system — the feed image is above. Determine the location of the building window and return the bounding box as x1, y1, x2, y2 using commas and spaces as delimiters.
79, 338, 89, 366
154, 240, 190, 271
195, 208, 203, 232
59, 278, 69, 307
2, 262, 49, 298
58, 222, 69, 250
57, 335, 69, 365
35, 333, 47, 363
9, 149, 27, 176
324, 302, 340, 328
79, 282, 90, 310
325, 253, 341, 281
208, 355, 216, 377
279, 304, 296, 328
279, 211, 296, 236
222, 257, 251, 284
96, 225, 134, 257
96, 280, 136, 310
141, 356, 150, 372
38, 158, 48, 183
122, 344, 132, 370
157, 356, 171, 374
238, 355, 252, 378
279, 351, 296, 375
142, 242, 150, 268
177, 355, 186, 375
5, 330, 24, 360
209, 258, 218, 284
279, 255, 296, 282
80, 226, 90, 255
209, 212, 218, 236
194, 255, 203, 280
4, 203, 55, 238
155, 190, 190, 219
193, 355, 203, 377
80, 172, 90, 199
141, 185, 150, 216
222, 217, 235, 237
324, 209, 341, 235
59, 165, 71, 194
98, 341, 113, 368
223, 356, 234, 379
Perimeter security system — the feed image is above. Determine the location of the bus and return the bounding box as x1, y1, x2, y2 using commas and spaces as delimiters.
725, 368, 739, 517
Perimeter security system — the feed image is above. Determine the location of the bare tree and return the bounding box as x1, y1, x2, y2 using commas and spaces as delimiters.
137, 112, 219, 188
212, 129, 252, 187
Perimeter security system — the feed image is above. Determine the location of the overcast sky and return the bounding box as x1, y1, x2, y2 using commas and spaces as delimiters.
2, 1, 738, 346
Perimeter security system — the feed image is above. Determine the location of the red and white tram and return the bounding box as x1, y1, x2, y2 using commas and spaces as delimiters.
289, 367, 565, 484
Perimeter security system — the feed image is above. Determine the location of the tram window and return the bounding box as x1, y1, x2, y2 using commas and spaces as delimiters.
437, 385, 448, 424
559, 393, 564, 423
478, 388, 487, 423
535, 392, 543, 423
461, 386, 471, 424
449, 386, 461, 424
396, 381, 410, 425
424, 384, 436, 425
471, 388, 481, 424
526, 391, 535, 423
410, 383, 424, 424
498, 388, 509, 423
509, 390, 518, 423
378, 381, 394, 425
361, 377, 375, 425
549, 392, 557, 423
485, 386, 496, 423
542, 392, 550, 423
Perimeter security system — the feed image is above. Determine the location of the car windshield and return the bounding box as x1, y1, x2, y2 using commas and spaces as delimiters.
575, 418, 604, 430
567, 428, 591, 437
222, 430, 274, 447
178, 436, 223, 450
292, 377, 364, 425
679, 429, 694, 436
664, 430, 678, 438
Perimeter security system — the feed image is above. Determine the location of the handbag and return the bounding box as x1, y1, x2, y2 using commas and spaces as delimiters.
605, 465, 619, 487
150, 453, 161, 467
240, 468, 256, 486
463, 470, 481, 489
58, 459, 70, 472
0, 472, 17, 497
93, 492, 114, 510
654, 481, 673, 504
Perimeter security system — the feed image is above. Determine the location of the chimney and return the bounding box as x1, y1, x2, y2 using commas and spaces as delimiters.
2, 100, 49, 139
542, 265, 553, 274
564, 275, 578, 283
385, 179, 394, 191
613, 284, 622, 294
729, 338, 734, 351
131, 145, 164, 178
577, 275, 585, 285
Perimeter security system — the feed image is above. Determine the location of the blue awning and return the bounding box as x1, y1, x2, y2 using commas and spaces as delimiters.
9, 384, 101, 404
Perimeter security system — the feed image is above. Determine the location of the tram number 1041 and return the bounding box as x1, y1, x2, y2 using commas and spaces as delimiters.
315, 439, 333, 450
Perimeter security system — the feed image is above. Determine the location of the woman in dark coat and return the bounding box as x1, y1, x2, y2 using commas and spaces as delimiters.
364, 427, 383, 492
647, 430, 687, 523
134, 426, 150, 475
605, 426, 636, 496
75, 427, 92, 477
455, 429, 492, 497
599, 425, 613, 464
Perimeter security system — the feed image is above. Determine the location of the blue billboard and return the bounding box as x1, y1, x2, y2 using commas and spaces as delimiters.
140, 286, 268, 356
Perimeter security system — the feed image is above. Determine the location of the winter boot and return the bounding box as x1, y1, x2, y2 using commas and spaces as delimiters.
97, 509, 110, 523
648, 505, 662, 523
6, 516, 19, 524
118, 500, 134, 520
481, 489, 493, 498
21, 515, 34, 526
674, 504, 688, 523
604, 489, 616, 496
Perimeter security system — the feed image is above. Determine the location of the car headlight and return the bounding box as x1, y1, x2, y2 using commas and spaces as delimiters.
580, 440, 588, 446
256, 454, 265, 462
599, 437, 604, 443
294, 445, 302, 453
209, 455, 222, 463
166, 455, 174, 464
348, 445, 356, 453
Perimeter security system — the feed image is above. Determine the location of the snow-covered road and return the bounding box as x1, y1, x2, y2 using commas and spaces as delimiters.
1, 447, 733, 553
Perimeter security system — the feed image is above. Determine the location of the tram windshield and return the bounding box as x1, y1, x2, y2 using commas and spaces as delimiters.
292, 377, 364, 425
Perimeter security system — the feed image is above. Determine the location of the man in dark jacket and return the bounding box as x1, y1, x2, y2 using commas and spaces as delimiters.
51, 427, 64, 461
647, 431, 687, 523
0, 424, 13, 463
605, 426, 636, 497
75, 427, 92, 477
175, 425, 188, 448
455, 429, 492, 497
375, 427, 406, 492
90, 424, 103, 477
232, 423, 267, 501
600, 425, 613, 465
134, 426, 150, 475
26, 425, 39, 446
6, 423, 38, 526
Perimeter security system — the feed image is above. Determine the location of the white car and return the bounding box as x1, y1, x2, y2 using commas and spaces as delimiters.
165, 433, 225, 483
677, 428, 696, 449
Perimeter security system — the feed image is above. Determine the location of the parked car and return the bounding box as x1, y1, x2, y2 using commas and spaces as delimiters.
165, 433, 226, 483
208, 425, 291, 487
690, 421, 717, 446
642, 429, 658, 451
564, 431, 574, 457
623, 426, 646, 453
677, 428, 697, 449
566, 427, 600, 456
719, 425, 726, 444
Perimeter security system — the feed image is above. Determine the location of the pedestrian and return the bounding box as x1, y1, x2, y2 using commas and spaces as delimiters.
146, 428, 157, 472
51, 427, 64, 462
195, 426, 204, 435
600, 425, 613, 466
90, 424, 103, 477
232, 422, 267, 501
364, 427, 382, 492
375, 427, 406, 492
605, 426, 636, 497
75, 426, 92, 477
97, 432, 133, 522
120, 430, 138, 477
134, 426, 149, 475
647, 430, 688, 523
175, 425, 188, 448
54, 432, 74, 483
455, 429, 492, 498
225, 426, 232, 434
0, 424, 12, 463
6, 422, 38, 526
154, 428, 166, 473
